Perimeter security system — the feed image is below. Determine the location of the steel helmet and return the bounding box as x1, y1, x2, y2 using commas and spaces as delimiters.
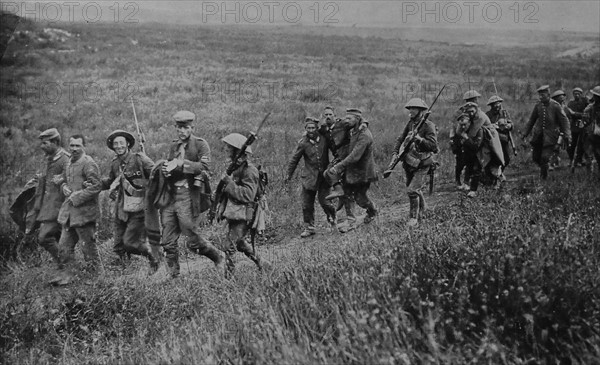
222, 133, 252, 154
463, 90, 481, 100
405, 98, 428, 110
590, 86, 600, 97
487, 95, 504, 106
551, 90, 566, 99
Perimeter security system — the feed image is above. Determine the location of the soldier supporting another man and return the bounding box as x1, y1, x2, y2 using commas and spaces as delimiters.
523, 85, 571, 180
485, 95, 514, 185
216, 133, 263, 276
325, 108, 378, 224
450, 90, 481, 190
285, 117, 336, 238
30, 128, 70, 264
51, 134, 102, 285
583, 86, 600, 176
101, 130, 159, 274
160, 110, 224, 278
389, 98, 439, 227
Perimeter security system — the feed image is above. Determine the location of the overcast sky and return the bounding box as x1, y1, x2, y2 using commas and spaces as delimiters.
3, 1, 599, 33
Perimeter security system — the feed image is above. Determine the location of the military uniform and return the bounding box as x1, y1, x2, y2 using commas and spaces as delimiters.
102, 148, 158, 268
33, 140, 70, 263
524, 87, 571, 179
57, 152, 102, 271
583, 87, 600, 174
458, 105, 492, 194
161, 111, 222, 278
486, 108, 514, 169
567, 93, 590, 165
393, 98, 438, 225
286, 131, 336, 233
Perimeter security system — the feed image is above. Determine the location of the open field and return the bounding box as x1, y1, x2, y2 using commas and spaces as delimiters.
1, 14, 600, 364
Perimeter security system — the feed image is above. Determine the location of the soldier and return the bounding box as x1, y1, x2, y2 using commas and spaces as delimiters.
456, 102, 494, 198
567, 87, 590, 167
390, 98, 438, 227
51, 134, 102, 285
523, 85, 571, 180
485, 95, 514, 184
101, 130, 159, 274
285, 117, 336, 237
583, 86, 600, 175
319, 106, 356, 231
450, 90, 481, 190
549, 90, 571, 170
325, 108, 378, 224
160, 110, 223, 278
216, 133, 263, 276
29, 128, 70, 264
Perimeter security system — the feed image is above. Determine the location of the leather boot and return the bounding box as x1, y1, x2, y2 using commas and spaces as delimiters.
166, 255, 180, 278
325, 184, 345, 200
407, 196, 419, 227
540, 164, 549, 180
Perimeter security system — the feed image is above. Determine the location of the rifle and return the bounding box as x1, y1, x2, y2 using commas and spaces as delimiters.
383, 85, 446, 178
491, 79, 517, 156
130, 96, 145, 154
207, 112, 271, 224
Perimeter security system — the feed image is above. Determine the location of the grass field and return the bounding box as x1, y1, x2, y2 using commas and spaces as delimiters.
1, 14, 599, 364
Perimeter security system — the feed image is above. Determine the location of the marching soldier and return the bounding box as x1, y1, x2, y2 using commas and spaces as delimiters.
583, 86, 600, 176
160, 111, 224, 278
101, 130, 159, 274
51, 134, 102, 285
450, 90, 481, 190
485, 95, 514, 184
217, 133, 263, 276
390, 98, 438, 227
567, 87, 591, 167
320, 106, 356, 231
550, 90, 571, 170
523, 85, 571, 180
285, 117, 336, 237
325, 108, 378, 224
29, 128, 70, 263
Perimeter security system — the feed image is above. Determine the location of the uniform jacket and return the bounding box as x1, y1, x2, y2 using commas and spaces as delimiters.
337, 125, 378, 184
221, 160, 259, 221
486, 109, 514, 147
34, 148, 70, 222
567, 98, 589, 127
393, 117, 438, 169
525, 99, 571, 147
102, 151, 154, 222
166, 135, 211, 217
286, 135, 330, 190
59, 153, 101, 227
320, 120, 351, 159
583, 102, 600, 134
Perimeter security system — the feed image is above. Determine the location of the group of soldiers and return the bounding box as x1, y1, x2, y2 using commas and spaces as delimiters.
22, 84, 600, 285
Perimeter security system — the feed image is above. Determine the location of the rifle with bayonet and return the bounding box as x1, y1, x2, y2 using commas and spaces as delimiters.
130, 96, 145, 154
491, 79, 517, 156
383, 84, 446, 178
207, 112, 271, 224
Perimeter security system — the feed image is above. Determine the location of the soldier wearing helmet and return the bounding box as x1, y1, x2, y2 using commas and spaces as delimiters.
486, 95, 514, 184
523, 85, 571, 180
389, 98, 438, 227
159, 110, 224, 278
100, 129, 159, 274
567, 87, 591, 167
285, 117, 337, 237
582, 86, 600, 176
450, 90, 481, 190
217, 132, 263, 276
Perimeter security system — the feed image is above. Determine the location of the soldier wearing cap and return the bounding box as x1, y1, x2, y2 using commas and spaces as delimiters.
450, 90, 481, 190
567, 87, 591, 167
100, 130, 159, 273
28, 128, 70, 263
523, 85, 571, 179
456, 102, 494, 198
216, 133, 263, 276
325, 108, 378, 224
285, 117, 337, 237
51, 134, 102, 285
389, 98, 439, 227
319, 106, 356, 230
485, 95, 514, 182
159, 110, 223, 278
582, 86, 600, 175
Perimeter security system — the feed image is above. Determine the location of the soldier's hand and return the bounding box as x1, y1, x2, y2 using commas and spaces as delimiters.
51, 174, 64, 185
62, 184, 72, 197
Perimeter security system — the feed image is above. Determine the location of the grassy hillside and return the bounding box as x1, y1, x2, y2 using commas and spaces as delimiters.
1, 18, 599, 364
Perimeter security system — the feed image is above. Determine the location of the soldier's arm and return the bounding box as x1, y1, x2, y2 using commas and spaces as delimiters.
338, 133, 370, 168
70, 160, 102, 207
285, 142, 304, 179
392, 123, 410, 154
223, 166, 259, 204
523, 107, 538, 137
100, 163, 117, 190
182, 139, 211, 175
557, 105, 572, 143
139, 152, 155, 178
415, 122, 438, 153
